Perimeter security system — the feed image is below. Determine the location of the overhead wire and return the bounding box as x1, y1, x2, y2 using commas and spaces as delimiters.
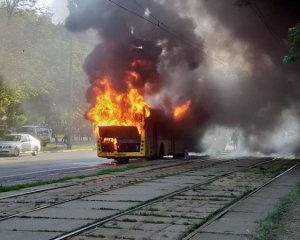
249, 2, 283, 47
107, 0, 157, 26
130, 0, 228, 66
107, 0, 228, 67
131, 0, 203, 50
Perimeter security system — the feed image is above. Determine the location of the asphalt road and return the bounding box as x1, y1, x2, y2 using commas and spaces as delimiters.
0, 150, 112, 185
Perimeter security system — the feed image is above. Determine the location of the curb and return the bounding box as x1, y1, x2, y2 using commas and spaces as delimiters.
40, 148, 96, 154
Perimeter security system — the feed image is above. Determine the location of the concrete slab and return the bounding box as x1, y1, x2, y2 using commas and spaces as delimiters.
232, 202, 273, 213
0, 217, 91, 232
104, 185, 175, 195
73, 236, 98, 240
151, 176, 203, 183
190, 232, 248, 240
131, 215, 175, 224
117, 215, 150, 223
0, 230, 62, 240
55, 200, 138, 210
186, 190, 239, 198
103, 221, 137, 229
162, 224, 190, 233
193, 203, 224, 213
86, 227, 121, 237
252, 186, 291, 198
23, 207, 118, 220
183, 212, 209, 219
220, 210, 266, 222
144, 217, 176, 225
174, 218, 201, 225
132, 210, 168, 218
150, 229, 184, 240
136, 222, 169, 231
118, 229, 153, 239
269, 176, 300, 186
243, 196, 282, 205
203, 219, 256, 235
172, 196, 203, 201
85, 193, 154, 202
152, 179, 194, 185
187, 164, 300, 239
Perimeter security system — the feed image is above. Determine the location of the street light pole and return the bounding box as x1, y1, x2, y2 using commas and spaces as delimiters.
67, 33, 73, 149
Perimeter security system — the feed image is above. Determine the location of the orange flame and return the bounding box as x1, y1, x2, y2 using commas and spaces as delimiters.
173, 100, 191, 119
86, 71, 150, 133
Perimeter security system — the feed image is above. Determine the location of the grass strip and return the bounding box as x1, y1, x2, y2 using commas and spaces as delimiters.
41, 144, 95, 152
251, 181, 300, 240
247, 161, 296, 178
0, 164, 142, 193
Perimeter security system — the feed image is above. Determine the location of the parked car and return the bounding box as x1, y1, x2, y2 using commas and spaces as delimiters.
0, 134, 41, 157
18, 125, 52, 147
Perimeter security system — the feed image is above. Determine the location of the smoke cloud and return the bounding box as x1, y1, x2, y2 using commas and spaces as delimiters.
186, 0, 300, 154
65, 0, 205, 149
65, 0, 300, 155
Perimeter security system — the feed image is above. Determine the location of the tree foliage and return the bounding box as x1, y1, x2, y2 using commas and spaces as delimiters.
0, 5, 90, 133
0, 0, 42, 21
283, 23, 300, 64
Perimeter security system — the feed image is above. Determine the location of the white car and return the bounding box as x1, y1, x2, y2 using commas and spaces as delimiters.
0, 134, 41, 157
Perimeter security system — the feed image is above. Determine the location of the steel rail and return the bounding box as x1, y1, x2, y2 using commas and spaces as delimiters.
0, 159, 199, 201
182, 161, 300, 240
0, 158, 214, 222
0, 183, 78, 201
51, 158, 280, 240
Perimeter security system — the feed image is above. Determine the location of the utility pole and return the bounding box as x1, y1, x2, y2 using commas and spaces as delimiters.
67, 33, 73, 149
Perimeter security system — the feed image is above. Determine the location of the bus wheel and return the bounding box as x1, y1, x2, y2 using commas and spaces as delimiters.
115, 158, 129, 165
159, 143, 165, 158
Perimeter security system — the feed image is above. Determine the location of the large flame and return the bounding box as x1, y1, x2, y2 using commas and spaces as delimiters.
86, 70, 150, 133
173, 100, 191, 120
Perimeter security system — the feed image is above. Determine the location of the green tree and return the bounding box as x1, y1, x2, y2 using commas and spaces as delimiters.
0, 0, 41, 22
283, 24, 300, 64
0, 5, 91, 133
0, 76, 30, 128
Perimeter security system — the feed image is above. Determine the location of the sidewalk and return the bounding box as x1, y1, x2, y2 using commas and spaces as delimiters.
188, 163, 300, 240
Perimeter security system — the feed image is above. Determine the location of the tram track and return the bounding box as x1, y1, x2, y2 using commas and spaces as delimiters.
0, 159, 203, 201
0, 157, 294, 240
50, 157, 290, 240
0, 158, 218, 221
182, 161, 300, 240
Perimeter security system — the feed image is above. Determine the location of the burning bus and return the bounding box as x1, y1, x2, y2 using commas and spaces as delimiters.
95, 109, 186, 164
85, 70, 191, 164
65, 1, 205, 164
81, 42, 193, 164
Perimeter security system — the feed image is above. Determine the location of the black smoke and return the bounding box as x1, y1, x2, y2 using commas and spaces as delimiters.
66, 0, 300, 154
65, 0, 205, 149
189, 0, 300, 153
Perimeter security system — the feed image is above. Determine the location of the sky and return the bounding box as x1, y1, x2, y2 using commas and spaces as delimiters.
41, 0, 68, 23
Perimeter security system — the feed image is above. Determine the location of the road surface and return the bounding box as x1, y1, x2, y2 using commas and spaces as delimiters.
0, 150, 112, 185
